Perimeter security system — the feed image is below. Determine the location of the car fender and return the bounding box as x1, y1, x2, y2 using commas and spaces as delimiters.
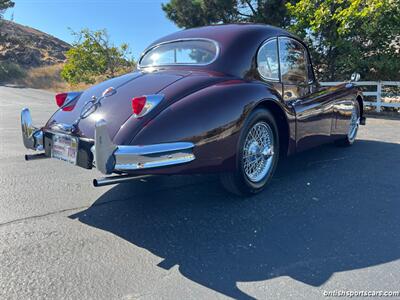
127, 81, 291, 174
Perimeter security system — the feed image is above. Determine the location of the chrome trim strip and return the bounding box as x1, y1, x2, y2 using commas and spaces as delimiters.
138, 38, 220, 69
116, 142, 194, 155
114, 144, 195, 171
114, 153, 195, 171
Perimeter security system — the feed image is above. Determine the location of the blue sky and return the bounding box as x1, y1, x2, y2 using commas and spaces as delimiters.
4, 0, 180, 59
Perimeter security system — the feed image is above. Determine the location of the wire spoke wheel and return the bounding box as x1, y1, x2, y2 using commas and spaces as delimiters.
242, 121, 275, 183
220, 109, 279, 195
348, 104, 360, 142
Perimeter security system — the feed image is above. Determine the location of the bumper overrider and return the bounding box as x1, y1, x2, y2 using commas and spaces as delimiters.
21, 108, 195, 177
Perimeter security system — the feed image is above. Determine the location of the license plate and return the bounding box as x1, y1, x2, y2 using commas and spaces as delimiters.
51, 134, 78, 165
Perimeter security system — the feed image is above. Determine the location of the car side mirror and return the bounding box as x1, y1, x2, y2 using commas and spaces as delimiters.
350, 72, 361, 82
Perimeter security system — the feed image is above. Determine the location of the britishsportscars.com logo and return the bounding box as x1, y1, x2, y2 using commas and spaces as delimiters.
323, 290, 400, 298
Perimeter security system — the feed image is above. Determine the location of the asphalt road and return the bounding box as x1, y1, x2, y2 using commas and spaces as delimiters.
1, 85, 399, 300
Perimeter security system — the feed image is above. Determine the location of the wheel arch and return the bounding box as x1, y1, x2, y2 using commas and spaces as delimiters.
253, 99, 290, 157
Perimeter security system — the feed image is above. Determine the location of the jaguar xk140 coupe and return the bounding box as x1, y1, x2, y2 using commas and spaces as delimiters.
21, 24, 365, 195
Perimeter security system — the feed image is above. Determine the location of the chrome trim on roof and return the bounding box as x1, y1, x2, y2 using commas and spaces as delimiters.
138, 38, 220, 69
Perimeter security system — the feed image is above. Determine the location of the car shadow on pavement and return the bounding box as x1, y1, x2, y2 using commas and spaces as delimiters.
70, 139, 400, 299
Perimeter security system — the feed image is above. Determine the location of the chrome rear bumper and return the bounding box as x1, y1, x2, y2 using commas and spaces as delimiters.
21, 108, 195, 175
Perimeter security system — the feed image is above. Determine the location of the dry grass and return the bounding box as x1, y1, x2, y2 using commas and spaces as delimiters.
17, 64, 68, 91
13, 64, 91, 92
11, 64, 133, 92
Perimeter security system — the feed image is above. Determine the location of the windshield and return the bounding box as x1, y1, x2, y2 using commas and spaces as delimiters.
140, 39, 218, 67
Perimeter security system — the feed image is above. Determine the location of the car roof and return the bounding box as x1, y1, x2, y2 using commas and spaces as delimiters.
148, 24, 297, 48
143, 24, 302, 78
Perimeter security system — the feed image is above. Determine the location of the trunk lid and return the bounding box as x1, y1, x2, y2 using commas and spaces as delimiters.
45, 71, 187, 138
45, 70, 228, 141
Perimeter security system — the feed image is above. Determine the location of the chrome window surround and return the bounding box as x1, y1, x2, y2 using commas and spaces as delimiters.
138, 38, 220, 69
256, 38, 280, 82
278, 36, 314, 85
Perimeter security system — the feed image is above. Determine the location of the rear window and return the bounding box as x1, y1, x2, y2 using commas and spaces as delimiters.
139, 39, 218, 67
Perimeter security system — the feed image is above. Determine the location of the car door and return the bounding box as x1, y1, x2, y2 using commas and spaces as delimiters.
278, 37, 335, 151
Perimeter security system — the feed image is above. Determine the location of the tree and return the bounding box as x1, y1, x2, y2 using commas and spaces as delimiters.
287, 0, 400, 80
162, 0, 400, 81
162, 0, 294, 28
0, 0, 14, 44
0, 0, 14, 19
61, 29, 135, 85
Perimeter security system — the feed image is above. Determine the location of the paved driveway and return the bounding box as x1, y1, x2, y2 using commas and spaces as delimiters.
1, 86, 399, 299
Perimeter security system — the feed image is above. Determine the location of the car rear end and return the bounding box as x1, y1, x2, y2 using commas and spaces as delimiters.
20, 68, 229, 180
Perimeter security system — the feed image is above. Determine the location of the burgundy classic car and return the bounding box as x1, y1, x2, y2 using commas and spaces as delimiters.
21, 24, 365, 195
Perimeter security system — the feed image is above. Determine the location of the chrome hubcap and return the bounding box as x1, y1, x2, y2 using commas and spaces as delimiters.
243, 122, 275, 183
348, 105, 360, 142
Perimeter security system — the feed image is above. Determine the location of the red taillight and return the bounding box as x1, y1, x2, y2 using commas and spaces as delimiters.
55, 93, 68, 107
132, 96, 147, 116
62, 104, 75, 112
131, 94, 163, 118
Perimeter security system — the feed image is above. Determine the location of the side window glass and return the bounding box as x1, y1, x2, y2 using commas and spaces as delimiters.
279, 38, 308, 84
257, 39, 279, 81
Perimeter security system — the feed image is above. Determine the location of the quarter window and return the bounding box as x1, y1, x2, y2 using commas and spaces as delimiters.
257, 39, 279, 81
279, 38, 308, 84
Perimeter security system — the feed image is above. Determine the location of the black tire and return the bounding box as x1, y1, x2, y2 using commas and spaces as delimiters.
335, 101, 360, 147
220, 108, 280, 196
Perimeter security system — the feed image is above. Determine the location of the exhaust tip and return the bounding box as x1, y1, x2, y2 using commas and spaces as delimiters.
92, 174, 153, 188
25, 153, 47, 161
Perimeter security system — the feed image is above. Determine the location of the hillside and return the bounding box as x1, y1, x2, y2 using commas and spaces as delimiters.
0, 20, 70, 67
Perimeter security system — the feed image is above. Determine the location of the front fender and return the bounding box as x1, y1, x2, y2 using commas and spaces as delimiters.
128, 81, 283, 174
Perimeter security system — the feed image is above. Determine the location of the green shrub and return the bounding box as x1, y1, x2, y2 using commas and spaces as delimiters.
0, 61, 26, 82
61, 29, 135, 85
